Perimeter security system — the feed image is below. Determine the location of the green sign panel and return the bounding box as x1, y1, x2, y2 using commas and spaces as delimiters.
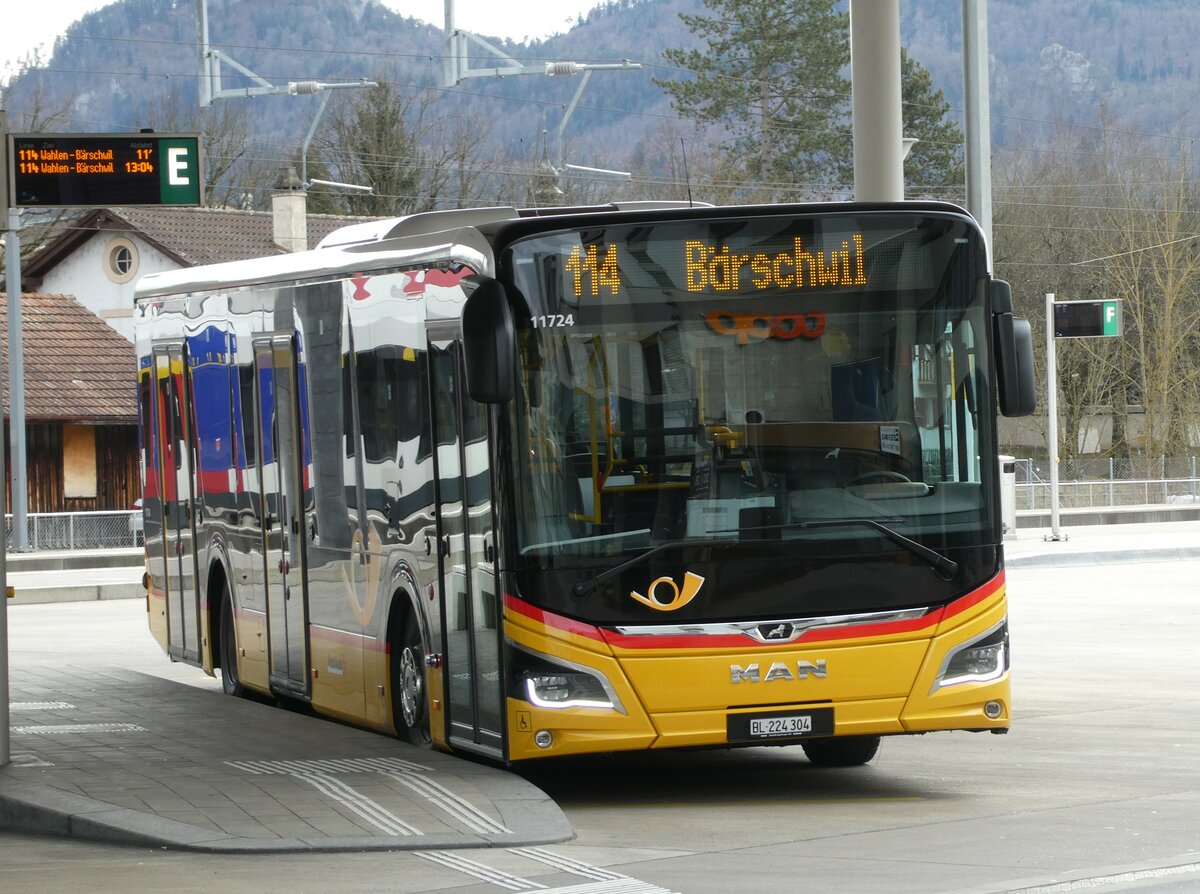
7, 132, 203, 208
1053, 299, 1123, 339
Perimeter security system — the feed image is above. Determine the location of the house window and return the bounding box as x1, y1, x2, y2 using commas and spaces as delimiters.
113, 246, 133, 274
64, 424, 99, 499
105, 238, 139, 284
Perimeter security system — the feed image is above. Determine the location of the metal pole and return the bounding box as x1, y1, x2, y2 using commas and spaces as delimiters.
443, 0, 457, 87
0, 427, 7, 768
6, 207, 28, 551
963, 0, 994, 249
850, 0, 904, 202
198, 0, 212, 107
1045, 293, 1065, 541
0, 107, 9, 767
299, 89, 333, 187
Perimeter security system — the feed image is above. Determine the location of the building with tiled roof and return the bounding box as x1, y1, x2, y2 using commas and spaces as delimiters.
0, 291, 138, 512
1, 292, 135, 422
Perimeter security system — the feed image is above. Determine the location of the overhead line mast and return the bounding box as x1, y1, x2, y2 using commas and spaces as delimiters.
443, 0, 640, 174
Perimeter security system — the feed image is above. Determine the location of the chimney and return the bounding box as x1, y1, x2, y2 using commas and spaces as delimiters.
272, 166, 307, 252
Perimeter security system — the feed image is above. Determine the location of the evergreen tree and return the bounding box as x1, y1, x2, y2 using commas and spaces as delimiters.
657, 0, 965, 200
656, 0, 851, 199
316, 76, 429, 216
900, 48, 964, 198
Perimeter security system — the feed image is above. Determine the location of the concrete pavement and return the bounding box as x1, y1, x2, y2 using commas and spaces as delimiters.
0, 664, 570, 852
2, 550, 571, 854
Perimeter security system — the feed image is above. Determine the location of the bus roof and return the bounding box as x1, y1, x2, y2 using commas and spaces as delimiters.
134, 199, 978, 300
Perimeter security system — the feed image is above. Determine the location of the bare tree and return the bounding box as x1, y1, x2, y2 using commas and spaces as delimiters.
994, 127, 1200, 463
142, 90, 273, 208
311, 74, 498, 215
1087, 135, 1200, 459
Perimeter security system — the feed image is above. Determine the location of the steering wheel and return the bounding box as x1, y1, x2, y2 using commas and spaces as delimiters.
848, 470, 912, 486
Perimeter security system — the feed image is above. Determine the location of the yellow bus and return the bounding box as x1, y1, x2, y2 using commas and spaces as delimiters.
134, 201, 1035, 766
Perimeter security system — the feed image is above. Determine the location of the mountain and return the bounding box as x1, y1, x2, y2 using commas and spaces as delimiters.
4, 0, 1198, 199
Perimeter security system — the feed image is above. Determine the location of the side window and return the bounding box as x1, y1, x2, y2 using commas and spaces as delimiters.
138, 370, 153, 471
343, 348, 357, 460
238, 364, 258, 471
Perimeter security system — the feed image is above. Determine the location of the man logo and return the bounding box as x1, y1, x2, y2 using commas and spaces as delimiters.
760, 623, 795, 640
730, 660, 828, 683
630, 572, 706, 612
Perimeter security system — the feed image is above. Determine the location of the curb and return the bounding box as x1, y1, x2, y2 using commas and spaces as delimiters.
1006, 546, 1200, 569
8, 583, 145, 605
0, 778, 572, 852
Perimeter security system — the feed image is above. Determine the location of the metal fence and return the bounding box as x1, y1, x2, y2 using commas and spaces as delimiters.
1013, 457, 1200, 511
5, 511, 143, 551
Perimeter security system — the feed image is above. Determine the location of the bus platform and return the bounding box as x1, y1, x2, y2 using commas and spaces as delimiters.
4, 547, 145, 605
0, 665, 572, 853
1003, 518, 1200, 568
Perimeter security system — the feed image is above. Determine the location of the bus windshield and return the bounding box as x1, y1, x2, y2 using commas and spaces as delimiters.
502, 210, 999, 620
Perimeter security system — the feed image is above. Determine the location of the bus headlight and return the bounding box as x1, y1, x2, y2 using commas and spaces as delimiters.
932, 620, 1009, 691
508, 644, 626, 713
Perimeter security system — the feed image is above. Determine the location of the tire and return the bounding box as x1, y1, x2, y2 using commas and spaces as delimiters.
219, 587, 244, 698
801, 735, 881, 767
391, 613, 431, 746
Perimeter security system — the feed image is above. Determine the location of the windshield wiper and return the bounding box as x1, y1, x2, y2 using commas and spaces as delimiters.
572, 538, 740, 598
571, 519, 957, 598
790, 518, 958, 579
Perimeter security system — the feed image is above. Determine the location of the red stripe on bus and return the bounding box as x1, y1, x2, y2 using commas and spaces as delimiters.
503, 594, 607, 642
940, 570, 1005, 622
599, 570, 1006, 651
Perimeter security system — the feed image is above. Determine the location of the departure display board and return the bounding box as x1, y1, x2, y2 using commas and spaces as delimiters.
7, 133, 202, 208
1053, 299, 1123, 339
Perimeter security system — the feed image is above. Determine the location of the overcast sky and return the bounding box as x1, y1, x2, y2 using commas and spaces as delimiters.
0, 0, 604, 77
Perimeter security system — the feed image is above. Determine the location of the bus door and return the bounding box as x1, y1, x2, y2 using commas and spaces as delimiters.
253, 335, 311, 699
151, 342, 202, 664
428, 331, 504, 757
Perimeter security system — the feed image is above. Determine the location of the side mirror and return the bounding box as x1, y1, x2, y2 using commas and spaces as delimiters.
462, 277, 516, 404
991, 280, 1037, 417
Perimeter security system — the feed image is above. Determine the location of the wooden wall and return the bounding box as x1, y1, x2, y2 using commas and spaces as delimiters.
4, 422, 140, 513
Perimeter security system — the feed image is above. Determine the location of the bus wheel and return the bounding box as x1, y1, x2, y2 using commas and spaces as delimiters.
801, 735, 880, 767
391, 615, 431, 746
219, 587, 244, 698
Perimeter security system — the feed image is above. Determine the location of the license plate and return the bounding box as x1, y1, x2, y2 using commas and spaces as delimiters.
728, 707, 834, 742
751, 715, 811, 737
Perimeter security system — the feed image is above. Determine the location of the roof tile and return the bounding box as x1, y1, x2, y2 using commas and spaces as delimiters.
0, 292, 136, 421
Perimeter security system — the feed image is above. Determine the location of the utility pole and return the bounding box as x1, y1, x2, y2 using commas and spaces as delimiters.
850, 0, 904, 202
1, 108, 28, 554
196, 0, 375, 192
1044, 293, 1065, 541
442, 0, 639, 183
5, 205, 27, 552
0, 107, 11, 767
963, 0, 994, 248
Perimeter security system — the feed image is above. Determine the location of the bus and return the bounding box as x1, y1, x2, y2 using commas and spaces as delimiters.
134, 200, 1036, 766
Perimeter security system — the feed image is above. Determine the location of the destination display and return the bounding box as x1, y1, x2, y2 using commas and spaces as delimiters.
7, 133, 202, 207
564, 233, 869, 298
